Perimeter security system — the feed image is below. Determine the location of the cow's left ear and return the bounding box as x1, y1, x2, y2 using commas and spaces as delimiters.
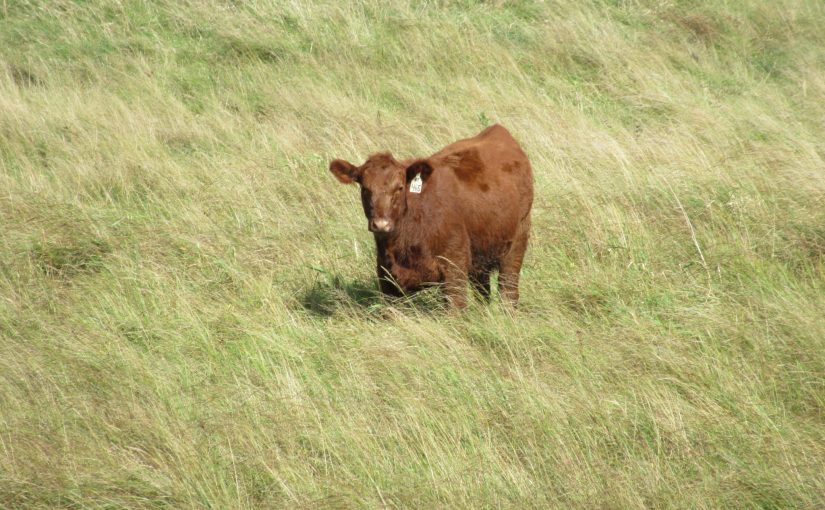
330, 159, 362, 184
406, 160, 433, 183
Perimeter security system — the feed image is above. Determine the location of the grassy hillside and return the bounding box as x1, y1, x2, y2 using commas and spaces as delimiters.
2, 0, 824, 507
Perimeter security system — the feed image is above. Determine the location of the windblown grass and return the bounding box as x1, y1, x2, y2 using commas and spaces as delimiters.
1, 0, 824, 507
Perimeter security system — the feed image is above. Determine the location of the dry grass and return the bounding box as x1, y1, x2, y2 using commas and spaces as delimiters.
1, 0, 825, 507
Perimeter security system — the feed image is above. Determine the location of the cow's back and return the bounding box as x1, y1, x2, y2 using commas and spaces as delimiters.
429, 124, 533, 254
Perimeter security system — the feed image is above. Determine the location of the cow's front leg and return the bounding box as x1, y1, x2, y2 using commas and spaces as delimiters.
443, 268, 468, 308
439, 245, 470, 309
377, 265, 403, 297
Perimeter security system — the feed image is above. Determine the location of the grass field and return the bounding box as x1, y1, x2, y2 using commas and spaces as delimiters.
2, 0, 825, 507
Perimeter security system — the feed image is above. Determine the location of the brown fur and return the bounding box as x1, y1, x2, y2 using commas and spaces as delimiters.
329, 124, 533, 307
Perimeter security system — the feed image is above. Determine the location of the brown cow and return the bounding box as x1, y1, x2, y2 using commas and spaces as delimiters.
329, 124, 533, 308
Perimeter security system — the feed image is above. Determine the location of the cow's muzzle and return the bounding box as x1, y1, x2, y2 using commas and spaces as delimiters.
369, 218, 393, 233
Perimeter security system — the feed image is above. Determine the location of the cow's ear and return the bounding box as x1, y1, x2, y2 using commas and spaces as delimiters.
329, 159, 361, 184
406, 160, 433, 183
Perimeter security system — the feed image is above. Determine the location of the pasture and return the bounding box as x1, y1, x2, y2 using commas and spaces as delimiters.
1, 0, 824, 507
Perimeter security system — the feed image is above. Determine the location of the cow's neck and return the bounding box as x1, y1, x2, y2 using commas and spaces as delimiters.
373, 205, 417, 263
373, 229, 402, 256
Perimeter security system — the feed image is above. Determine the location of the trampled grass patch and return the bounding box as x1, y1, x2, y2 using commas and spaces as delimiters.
1, 0, 824, 508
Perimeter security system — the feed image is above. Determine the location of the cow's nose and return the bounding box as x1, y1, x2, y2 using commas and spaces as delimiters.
370, 218, 392, 233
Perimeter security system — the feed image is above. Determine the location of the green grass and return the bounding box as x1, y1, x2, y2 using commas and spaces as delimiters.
2, 0, 825, 507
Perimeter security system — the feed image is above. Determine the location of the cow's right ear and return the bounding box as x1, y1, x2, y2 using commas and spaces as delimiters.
329, 159, 361, 184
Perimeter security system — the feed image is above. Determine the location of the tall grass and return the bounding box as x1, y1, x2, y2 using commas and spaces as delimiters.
1, 0, 824, 507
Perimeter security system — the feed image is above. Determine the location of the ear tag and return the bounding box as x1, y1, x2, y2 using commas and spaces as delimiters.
409, 173, 423, 193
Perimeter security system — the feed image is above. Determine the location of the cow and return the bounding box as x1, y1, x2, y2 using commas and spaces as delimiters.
329, 124, 533, 308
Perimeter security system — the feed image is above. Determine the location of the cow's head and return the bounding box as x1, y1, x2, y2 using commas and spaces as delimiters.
330, 153, 432, 234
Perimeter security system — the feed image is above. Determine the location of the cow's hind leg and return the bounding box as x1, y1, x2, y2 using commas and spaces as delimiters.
498, 220, 530, 307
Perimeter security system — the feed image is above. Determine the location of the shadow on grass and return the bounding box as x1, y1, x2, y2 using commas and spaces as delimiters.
299, 272, 445, 318
301, 274, 382, 316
